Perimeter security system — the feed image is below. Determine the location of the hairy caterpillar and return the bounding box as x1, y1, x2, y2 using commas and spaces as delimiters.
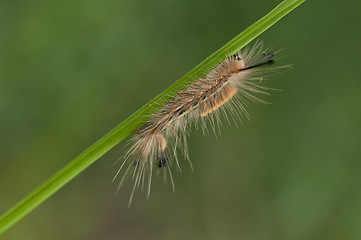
114, 41, 286, 204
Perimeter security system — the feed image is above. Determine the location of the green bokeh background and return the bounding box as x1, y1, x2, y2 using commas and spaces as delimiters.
1, 0, 361, 239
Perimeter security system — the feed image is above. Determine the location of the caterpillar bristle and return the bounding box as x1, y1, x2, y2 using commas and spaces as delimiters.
115, 41, 287, 205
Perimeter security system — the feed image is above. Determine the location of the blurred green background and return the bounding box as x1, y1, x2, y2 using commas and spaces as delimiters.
1, 0, 361, 239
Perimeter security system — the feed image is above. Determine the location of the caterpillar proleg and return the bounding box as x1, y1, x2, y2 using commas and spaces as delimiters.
114, 41, 286, 204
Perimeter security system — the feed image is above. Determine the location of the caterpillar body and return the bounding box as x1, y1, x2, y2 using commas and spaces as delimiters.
115, 42, 284, 204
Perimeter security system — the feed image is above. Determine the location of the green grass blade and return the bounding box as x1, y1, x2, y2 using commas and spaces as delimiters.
0, 0, 305, 235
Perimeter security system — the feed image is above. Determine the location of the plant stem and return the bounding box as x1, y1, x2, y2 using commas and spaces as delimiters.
0, 0, 305, 235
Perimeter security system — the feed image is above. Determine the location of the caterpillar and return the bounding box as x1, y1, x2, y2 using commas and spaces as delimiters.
114, 41, 286, 204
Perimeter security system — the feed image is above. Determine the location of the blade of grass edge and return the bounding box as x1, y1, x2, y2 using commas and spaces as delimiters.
0, 0, 305, 235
